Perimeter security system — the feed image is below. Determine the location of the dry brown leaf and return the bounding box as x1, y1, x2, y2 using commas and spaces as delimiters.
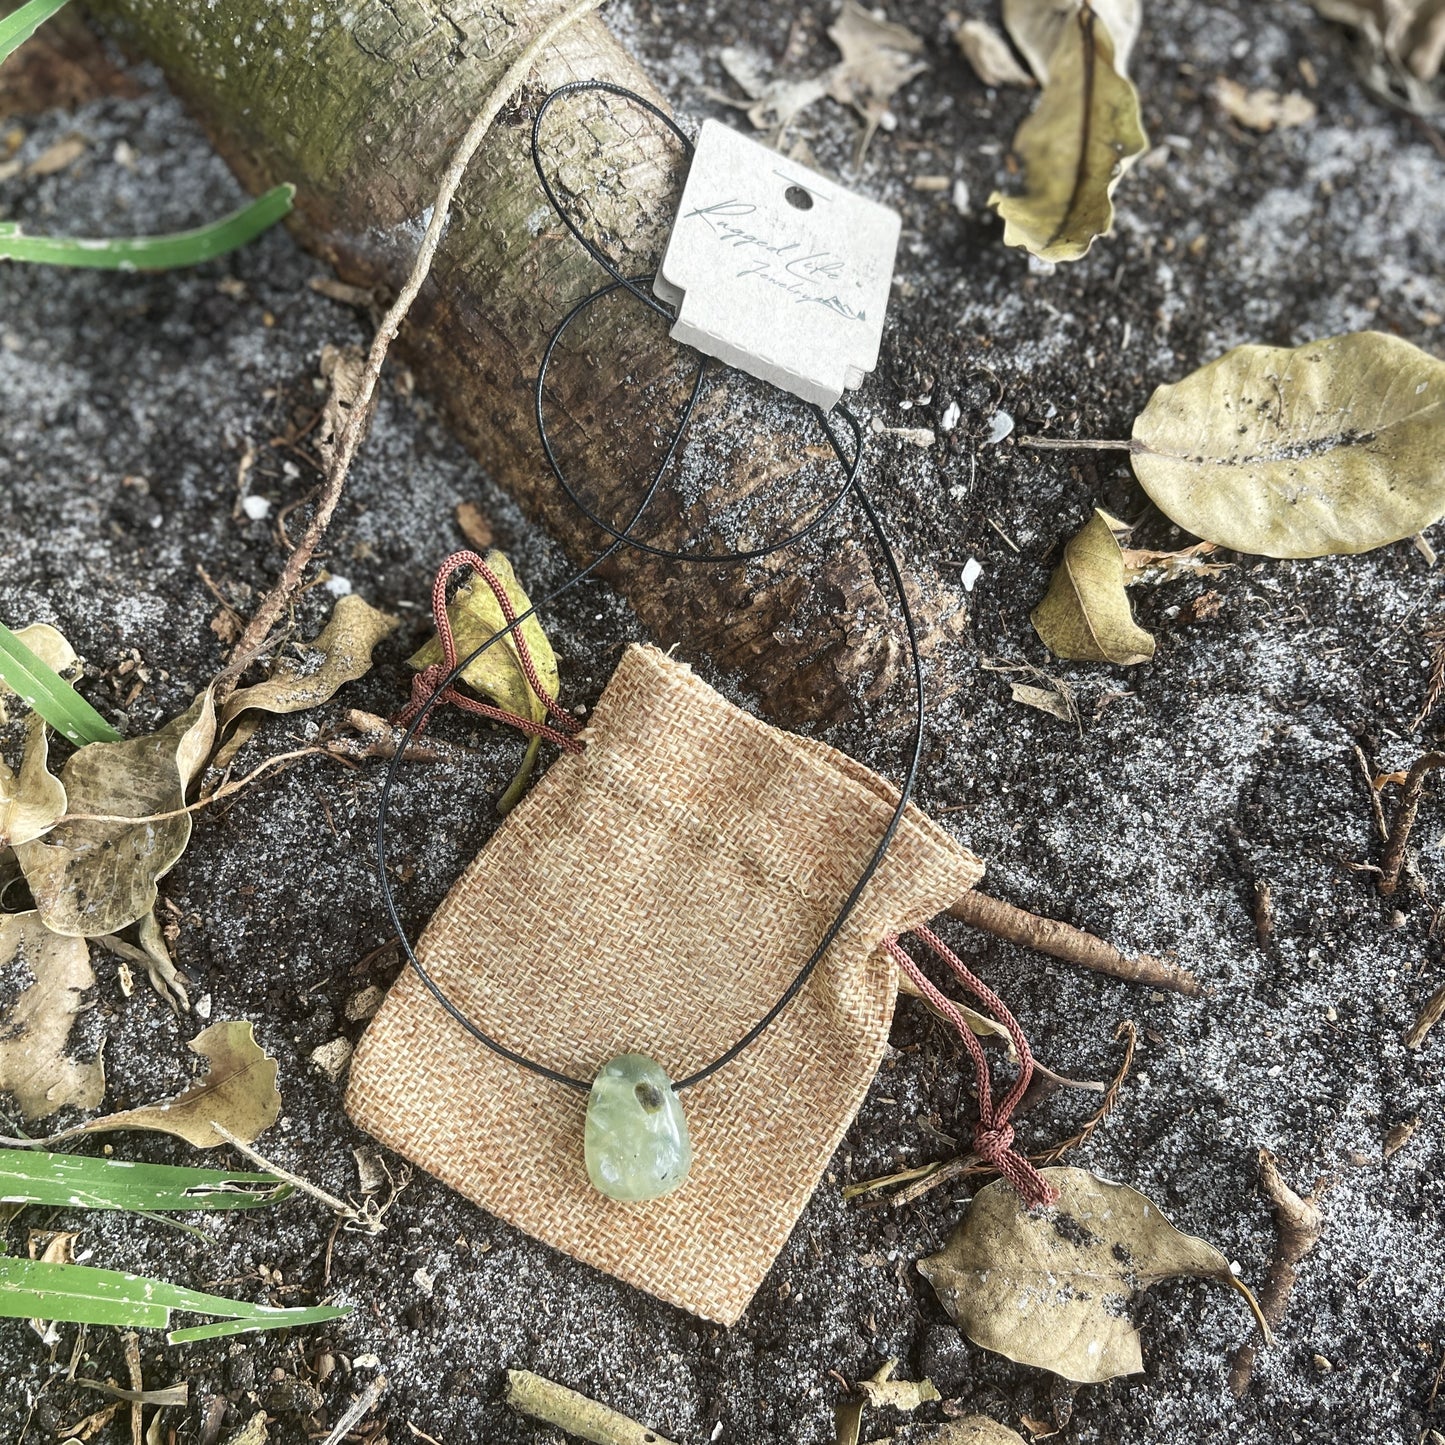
826, 0, 928, 159
222, 594, 397, 727
0, 715, 66, 849
1003, 0, 1143, 82
990, 8, 1148, 263
15, 689, 216, 938
0, 912, 104, 1123
409, 550, 559, 812
1131, 331, 1445, 557
1213, 77, 1318, 130
27, 1228, 78, 1339
58, 1404, 123, 1443
716, 47, 832, 136
858, 1359, 941, 1410
69, 1019, 279, 1148
1119, 540, 1231, 586
25, 133, 85, 177
316, 343, 366, 466
136, 908, 188, 1012
454, 500, 494, 551
1309, 0, 1445, 112
1010, 681, 1079, 723
1031, 510, 1156, 665
957, 19, 1036, 87
919, 1167, 1263, 1382
921, 1418, 1029, 1445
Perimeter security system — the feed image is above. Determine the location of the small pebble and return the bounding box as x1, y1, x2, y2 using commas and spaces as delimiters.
310, 1037, 353, 1081
324, 574, 353, 597
195, 992, 213, 1019
940, 399, 961, 432
240, 494, 271, 521
959, 558, 982, 592
985, 409, 1015, 444
344, 985, 384, 1021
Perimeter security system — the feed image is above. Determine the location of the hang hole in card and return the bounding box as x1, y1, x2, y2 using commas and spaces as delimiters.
654, 121, 901, 411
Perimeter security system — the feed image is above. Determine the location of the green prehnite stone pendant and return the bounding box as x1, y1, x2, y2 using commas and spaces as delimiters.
584, 1053, 692, 1201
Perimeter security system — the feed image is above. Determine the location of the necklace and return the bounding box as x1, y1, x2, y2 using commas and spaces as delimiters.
374, 84, 925, 1202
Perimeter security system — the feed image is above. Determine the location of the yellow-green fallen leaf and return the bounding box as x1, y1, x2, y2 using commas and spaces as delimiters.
918, 1166, 1267, 1383
1003, 0, 1142, 81
56, 1021, 279, 1150
222, 594, 398, 727
921, 1418, 1028, 1445
990, 6, 1148, 263
0, 911, 104, 1123
0, 716, 66, 849
1130, 331, 1445, 557
14, 690, 215, 938
409, 550, 560, 812
1032, 509, 1155, 664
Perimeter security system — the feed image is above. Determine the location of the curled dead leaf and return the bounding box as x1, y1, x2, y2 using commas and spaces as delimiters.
957, 19, 1036, 88
990, 7, 1148, 263
1032, 510, 1156, 665
826, 0, 928, 160
1003, 0, 1143, 82
222, 594, 397, 727
69, 1020, 279, 1149
0, 912, 104, 1123
316, 343, 366, 466
1130, 331, 1445, 557
1213, 77, 1318, 131
1310, 0, 1445, 113
0, 716, 66, 849
14, 689, 216, 938
919, 1166, 1266, 1383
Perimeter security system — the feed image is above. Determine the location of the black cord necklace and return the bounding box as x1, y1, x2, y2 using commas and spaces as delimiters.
374, 82, 926, 1198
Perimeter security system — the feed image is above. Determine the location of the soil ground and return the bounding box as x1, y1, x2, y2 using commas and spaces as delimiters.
1, 2, 1443, 1443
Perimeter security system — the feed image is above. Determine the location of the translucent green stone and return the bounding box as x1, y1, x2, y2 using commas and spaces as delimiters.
584, 1053, 692, 1202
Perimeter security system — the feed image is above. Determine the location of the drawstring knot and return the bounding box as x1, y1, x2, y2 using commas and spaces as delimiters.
394, 549, 586, 755
883, 924, 1059, 1209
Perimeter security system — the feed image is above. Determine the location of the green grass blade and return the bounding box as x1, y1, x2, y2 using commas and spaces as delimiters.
167, 1305, 350, 1344
0, 183, 295, 270
0, 0, 70, 65
0, 620, 118, 744
0, 1258, 349, 1336
0, 1149, 292, 1213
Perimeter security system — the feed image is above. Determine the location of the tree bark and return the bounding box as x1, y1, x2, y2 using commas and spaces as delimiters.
84, 0, 966, 726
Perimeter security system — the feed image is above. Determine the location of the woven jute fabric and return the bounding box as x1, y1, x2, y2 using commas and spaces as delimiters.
347, 644, 983, 1324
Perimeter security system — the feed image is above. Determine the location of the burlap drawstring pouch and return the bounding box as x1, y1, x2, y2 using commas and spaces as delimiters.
347, 641, 984, 1325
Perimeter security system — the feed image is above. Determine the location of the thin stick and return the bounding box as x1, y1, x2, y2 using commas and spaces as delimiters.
209, 1122, 381, 1235
505, 1370, 680, 1445
321, 1376, 389, 1445
1018, 437, 1134, 451
219, 0, 606, 706
1379, 752, 1445, 896
1353, 742, 1389, 842
1228, 1150, 1322, 1395
951, 890, 1202, 996
1406, 979, 1445, 1050
57, 746, 330, 826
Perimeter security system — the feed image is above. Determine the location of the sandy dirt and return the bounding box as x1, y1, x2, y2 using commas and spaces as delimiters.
1, 1, 1442, 1442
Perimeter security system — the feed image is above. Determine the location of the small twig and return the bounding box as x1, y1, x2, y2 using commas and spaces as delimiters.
123, 1331, 142, 1445
505, 1370, 680, 1445
1406, 978, 1445, 1050
219, 0, 605, 705
210, 1122, 382, 1235
333, 709, 482, 765
849, 1022, 1136, 1208
321, 1376, 388, 1445
1228, 1150, 1324, 1396
1018, 436, 1134, 451
57, 746, 331, 826
1353, 743, 1389, 842
950, 890, 1202, 996
1379, 751, 1445, 896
